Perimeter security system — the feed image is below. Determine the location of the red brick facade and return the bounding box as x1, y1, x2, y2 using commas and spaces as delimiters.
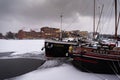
17, 27, 88, 39
17, 27, 60, 39
40, 27, 60, 39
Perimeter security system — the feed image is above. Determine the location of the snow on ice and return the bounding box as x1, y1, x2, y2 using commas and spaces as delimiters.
0, 39, 120, 80
9, 63, 120, 80
0, 39, 45, 55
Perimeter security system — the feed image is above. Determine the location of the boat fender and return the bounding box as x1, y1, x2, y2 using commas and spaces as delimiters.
68, 45, 73, 53
66, 53, 68, 56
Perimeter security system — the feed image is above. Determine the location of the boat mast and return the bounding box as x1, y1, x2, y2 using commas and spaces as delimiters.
117, 12, 120, 27
115, 0, 118, 39
60, 14, 63, 41
93, 0, 96, 39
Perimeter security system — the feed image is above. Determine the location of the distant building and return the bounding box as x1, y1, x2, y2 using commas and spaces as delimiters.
40, 27, 60, 39
17, 30, 41, 39
65, 30, 88, 38
17, 26, 89, 39
79, 31, 88, 38
17, 27, 60, 39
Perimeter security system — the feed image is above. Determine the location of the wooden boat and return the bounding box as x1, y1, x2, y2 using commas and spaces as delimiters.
71, 0, 120, 74
71, 43, 120, 73
44, 40, 77, 57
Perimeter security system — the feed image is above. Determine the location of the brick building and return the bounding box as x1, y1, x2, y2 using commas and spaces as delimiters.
79, 31, 88, 37
40, 27, 60, 39
17, 26, 88, 39
17, 30, 41, 39
17, 27, 60, 39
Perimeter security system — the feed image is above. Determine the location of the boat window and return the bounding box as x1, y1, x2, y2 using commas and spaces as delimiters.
92, 49, 108, 54
113, 47, 120, 51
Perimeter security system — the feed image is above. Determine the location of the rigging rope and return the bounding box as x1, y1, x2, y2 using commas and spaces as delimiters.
108, 62, 120, 80
96, 4, 104, 33
73, 61, 106, 80
101, 1, 114, 34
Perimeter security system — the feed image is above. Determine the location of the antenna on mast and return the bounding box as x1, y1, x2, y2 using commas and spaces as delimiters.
115, 0, 118, 39
60, 14, 63, 41
93, 0, 96, 39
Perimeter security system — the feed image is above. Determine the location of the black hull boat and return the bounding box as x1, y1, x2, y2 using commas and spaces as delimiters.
71, 46, 120, 74
44, 40, 77, 57
0, 58, 45, 79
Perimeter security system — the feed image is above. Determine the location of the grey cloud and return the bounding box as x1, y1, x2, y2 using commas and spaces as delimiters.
22, 0, 115, 22
0, 0, 115, 23
0, 0, 119, 34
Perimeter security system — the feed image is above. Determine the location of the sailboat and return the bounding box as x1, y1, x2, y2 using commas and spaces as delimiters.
44, 0, 120, 73
44, 14, 77, 58
71, 0, 120, 73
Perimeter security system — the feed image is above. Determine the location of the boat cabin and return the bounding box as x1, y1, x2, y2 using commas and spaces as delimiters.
45, 40, 77, 57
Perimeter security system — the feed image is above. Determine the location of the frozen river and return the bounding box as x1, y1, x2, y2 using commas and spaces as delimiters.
0, 39, 120, 80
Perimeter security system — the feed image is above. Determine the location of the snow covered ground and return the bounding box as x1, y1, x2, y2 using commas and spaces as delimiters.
0, 39, 120, 80
0, 39, 45, 55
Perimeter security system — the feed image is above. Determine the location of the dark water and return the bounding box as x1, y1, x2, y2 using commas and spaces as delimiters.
0, 57, 45, 79
0, 52, 14, 57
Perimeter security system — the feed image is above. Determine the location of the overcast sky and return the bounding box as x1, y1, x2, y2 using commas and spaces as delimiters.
0, 0, 120, 35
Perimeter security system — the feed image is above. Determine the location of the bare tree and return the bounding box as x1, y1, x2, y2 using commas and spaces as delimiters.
0, 33, 4, 39
5, 31, 15, 39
